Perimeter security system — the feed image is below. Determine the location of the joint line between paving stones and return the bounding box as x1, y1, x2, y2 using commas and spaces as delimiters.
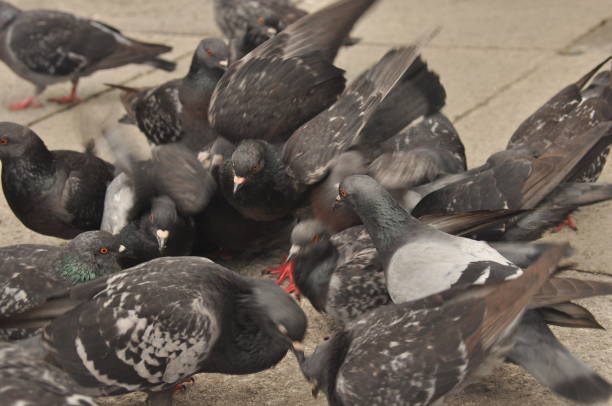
568, 268, 612, 279
452, 61, 548, 123
26, 49, 194, 127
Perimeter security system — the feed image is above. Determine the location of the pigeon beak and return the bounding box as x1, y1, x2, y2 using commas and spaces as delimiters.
233, 175, 246, 194
219, 59, 229, 68
155, 229, 169, 251
332, 195, 344, 210
286, 244, 301, 262
118, 245, 126, 253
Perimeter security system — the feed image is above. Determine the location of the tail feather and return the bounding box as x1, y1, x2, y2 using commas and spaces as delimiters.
538, 302, 605, 330
508, 311, 611, 404
142, 57, 176, 72
530, 277, 612, 309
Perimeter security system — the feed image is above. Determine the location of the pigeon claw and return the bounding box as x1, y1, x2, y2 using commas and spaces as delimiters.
171, 377, 195, 393
553, 216, 578, 233
265, 258, 301, 296
8, 96, 42, 111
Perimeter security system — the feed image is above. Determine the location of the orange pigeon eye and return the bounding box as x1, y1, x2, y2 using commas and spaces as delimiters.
0, 138, 8, 144
252, 163, 262, 173
257, 17, 265, 25
206, 49, 214, 56
310, 235, 320, 244
99, 247, 109, 254
339, 189, 348, 198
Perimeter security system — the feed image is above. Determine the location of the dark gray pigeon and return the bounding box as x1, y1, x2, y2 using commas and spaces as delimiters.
310, 112, 464, 233
336, 175, 524, 303
0, 122, 115, 239
0, 256, 307, 406
294, 245, 612, 406
507, 55, 612, 183
0, 1, 176, 110
0, 230, 122, 339
109, 38, 229, 148
101, 140, 216, 267
213, 0, 306, 43
220, 33, 441, 222
0, 341, 98, 406
209, 0, 378, 145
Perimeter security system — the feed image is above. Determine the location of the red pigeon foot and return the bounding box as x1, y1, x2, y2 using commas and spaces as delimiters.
8, 96, 42, 110
172, 377, 195, 393
553, 216, 578, 233
48, 93, 80, 104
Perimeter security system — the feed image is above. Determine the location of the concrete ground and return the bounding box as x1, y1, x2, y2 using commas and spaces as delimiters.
1, 0, 611, 405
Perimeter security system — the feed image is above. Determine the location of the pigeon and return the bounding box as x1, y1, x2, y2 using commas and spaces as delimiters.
335, 175, 524, 303
109, 38, 229, 147
213, 0, 306, 43
209, 0, 378, 145
287, 218, 567, 325
0, 230, 122, 339
294, 245, 612, 405
0, 1, 176, 110
0, 256, 307, 406
101, 140, 216, 267
220, 32, 441, 222
0, 341, 98, 406
507, 55, 612, 183
310, 112, 464, 233
0, 122, 115, 239
408, 121, 612, 239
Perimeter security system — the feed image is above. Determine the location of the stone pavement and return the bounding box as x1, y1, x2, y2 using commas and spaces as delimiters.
0, 0, 611, 405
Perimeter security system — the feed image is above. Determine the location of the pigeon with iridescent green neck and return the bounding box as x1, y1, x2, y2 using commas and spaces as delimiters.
0, 230, 122, 339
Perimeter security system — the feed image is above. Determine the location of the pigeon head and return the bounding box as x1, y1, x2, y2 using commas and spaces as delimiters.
0, 122, 47, 160
193, 38, 229, 71
0, 2, 19, 31
298, 332, 351, 400
251, 279, 307, 343
58, 231, 122, 284
288, 219, 330, 261
336, 174, 401, 216
243, 14, 281, 49
230, 140, 266, 194
147, 196, 178, 252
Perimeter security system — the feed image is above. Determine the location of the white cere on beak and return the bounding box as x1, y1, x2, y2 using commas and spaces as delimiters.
219, 59, 228, 67
267, 27, 278, 36
156, 229, 170, 239
234, 176, 246, 185
118, 245, 126, 253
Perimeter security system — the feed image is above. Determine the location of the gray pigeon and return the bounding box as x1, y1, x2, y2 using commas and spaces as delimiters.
0, 1, 175, 110
336, 175, 524, 303
209, 0, 377, 145
294, 245, 612, 405
0, 230, 122, 339
109, 38, 229, 147
0, 341, 98, 406
0, 256, 307, 406
0, 122, 115, 239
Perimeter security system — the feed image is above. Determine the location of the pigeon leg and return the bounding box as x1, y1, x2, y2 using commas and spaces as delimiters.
171, 377, 195, 393
145, 390, 173, 406
8, 95, 42, 110
49, 79, 81, 104
265, 258, 301, 295
553, 216, 578, 232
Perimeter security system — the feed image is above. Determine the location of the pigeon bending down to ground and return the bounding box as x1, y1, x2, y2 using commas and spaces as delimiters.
209, 0, 378, 145
101, 139, 216, 267
109, 38, 229, 147
0, 341, 98, 406
0, 230, 122, 339
0, 122, 115, 239
220, 31, 441, 223
293, 245, 612, 405
0, 1, 176, 110
0, 257, 307, 406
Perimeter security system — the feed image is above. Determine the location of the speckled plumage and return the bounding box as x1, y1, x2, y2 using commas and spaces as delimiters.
0, 231, 121, 339
0, 341, 98, 406
0, 2, 174, 101
0, 122, 115, 239
6, 257, 307, 399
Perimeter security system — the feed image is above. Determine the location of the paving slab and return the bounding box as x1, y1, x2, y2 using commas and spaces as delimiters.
0, 0, 611, 406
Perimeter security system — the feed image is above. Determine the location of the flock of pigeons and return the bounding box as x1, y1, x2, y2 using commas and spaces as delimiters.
0, 0, 611, 405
